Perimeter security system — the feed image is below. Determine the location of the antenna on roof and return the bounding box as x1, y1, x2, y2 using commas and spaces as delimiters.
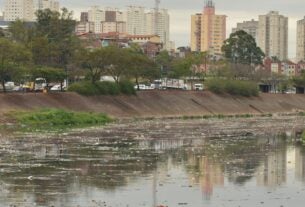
205, 0, 215, 8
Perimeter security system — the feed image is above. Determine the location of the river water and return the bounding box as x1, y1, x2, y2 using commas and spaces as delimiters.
1, 117, 305, 207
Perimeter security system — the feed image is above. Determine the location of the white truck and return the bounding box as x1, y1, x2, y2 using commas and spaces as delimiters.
154, 79, 187, 90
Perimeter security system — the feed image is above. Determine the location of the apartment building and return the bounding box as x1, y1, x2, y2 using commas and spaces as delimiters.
258, 11, 288, 60
37, 0, 60, 12
126, 6, 146, 35
297, 17, 305, 62
145, 9, 170, 50
101, 10, 126, 34
4, 0, 35, 21
88, 6, 105, 33
190, 0, 226, 55
232, 19, 259, 42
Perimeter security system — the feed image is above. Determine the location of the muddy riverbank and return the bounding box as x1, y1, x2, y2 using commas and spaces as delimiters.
1, 91, 305, 118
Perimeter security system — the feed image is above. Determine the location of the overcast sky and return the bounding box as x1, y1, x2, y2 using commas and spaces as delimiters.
1, 0, 304, 59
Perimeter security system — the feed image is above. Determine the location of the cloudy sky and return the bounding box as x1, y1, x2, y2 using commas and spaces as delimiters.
0, 0, 304, 58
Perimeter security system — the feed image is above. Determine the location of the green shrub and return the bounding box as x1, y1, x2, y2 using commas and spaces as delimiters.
68, 81, 99, 96
68, 81, 135, 96
205, 79, 225, 94
119, 80, 136, 95
206, 79, 259, 97
12, 109, 113, 132
96, 81, 120, 95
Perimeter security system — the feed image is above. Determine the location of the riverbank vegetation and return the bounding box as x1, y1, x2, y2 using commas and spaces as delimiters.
7, 109, 113, 132
68, 81, 135, 96
206, 79, 259, 97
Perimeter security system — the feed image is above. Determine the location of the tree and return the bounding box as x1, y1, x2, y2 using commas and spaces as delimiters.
0, 28, 5, 37
222, 30, 265, 65
155, 50, 172, 76
35, 8, 76, 40
171, 52, 206, 77
171, 52, 207, 89
105, 46, 130, 84
30, 66, 66, 90
34, 8, 80, 81
8, 20, 34, 45
292, 71, 305, 88
0, 38, 31, 92
77, 48, 109, 84
127, 51, 157, 89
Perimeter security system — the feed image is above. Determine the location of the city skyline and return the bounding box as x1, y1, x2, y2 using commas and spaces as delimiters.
0, 0, 304, 59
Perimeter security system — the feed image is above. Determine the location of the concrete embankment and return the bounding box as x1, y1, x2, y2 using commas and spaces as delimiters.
0, 91, 305, 118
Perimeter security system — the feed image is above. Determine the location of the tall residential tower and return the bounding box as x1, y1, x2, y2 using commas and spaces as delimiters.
232, 19, 259, 43
37, 0, 60, 12
190, 0, 226, 54
297, 17, 305, 62
145, 9, 170, 50
4, 0, 35, 21
258, 11, 288, 60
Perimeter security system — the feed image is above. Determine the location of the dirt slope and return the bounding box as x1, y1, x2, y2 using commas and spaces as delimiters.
0, 91, 305, 118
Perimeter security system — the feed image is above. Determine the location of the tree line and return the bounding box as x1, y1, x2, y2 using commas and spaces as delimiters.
2, 8, 305, 95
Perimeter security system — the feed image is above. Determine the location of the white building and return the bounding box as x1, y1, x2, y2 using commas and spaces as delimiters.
37, 0, 60, 12
126, 6, 146, 35
88, 6, 105, 33
4, 0, 35, 21
296, 17, 305, 62
87, 6, 126, 34
75, 22, 95, 34
4, 0, 60, 22
145, 9, 170, 50
126, 6, 171, 50
258, 11, 288, 61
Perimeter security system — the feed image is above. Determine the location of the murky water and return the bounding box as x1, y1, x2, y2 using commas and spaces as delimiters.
1, 117, 305, 207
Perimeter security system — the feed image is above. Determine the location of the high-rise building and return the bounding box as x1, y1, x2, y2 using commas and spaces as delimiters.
101, 9, 126, 33
4, 0, 35, 21
126, 6, 146, 35
88, 6, 105, 33
190, 0, 226, 54
145, 9, 170, 50
296, 17, 305, 62
232, 19, 259, 42
86, 7, 126, 34
80, 12, 89, 22
258, 11, 288, 61
37, 0, 60, 12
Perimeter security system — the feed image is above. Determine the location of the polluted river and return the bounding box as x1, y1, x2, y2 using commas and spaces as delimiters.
1, 115, 305, 207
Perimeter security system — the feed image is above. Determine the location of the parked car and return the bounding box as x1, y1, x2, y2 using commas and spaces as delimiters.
0, 82, 15, 91
194, 83, 204, 91
50, 84, 66, 91
134, 84, 154, 90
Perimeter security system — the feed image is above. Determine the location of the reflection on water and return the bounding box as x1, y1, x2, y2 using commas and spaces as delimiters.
1, 118, 305, 207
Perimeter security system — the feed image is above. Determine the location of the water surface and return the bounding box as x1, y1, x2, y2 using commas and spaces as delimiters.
1, 117, 305, 207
